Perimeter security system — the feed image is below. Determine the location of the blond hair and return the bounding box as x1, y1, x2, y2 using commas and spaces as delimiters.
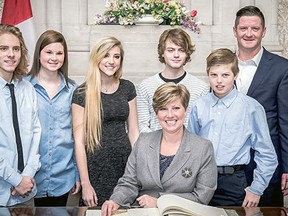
84, 36, 124, 153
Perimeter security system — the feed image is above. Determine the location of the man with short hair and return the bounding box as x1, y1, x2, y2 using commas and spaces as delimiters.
233, 5, 288, 206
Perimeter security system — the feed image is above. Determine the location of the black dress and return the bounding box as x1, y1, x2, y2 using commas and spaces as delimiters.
72, 79, 136, 205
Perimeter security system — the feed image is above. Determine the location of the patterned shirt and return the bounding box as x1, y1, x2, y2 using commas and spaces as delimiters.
137, 72, 209, 132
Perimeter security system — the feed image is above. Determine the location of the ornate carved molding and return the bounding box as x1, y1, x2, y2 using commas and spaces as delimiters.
278, 0, 288, 58
0, 0, 4, 20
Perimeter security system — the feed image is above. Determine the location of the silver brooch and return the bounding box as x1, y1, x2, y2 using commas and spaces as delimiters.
182, 167, 192, 178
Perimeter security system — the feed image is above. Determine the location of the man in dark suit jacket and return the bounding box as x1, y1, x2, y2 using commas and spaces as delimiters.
233, 5, 288, 206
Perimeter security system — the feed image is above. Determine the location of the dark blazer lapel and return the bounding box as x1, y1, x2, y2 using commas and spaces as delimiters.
161, 129, 191, 184
247, 48, 272, 96
147, 130, 163, 188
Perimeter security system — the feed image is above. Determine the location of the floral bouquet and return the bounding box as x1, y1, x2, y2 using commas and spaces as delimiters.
93, 0, 201, 33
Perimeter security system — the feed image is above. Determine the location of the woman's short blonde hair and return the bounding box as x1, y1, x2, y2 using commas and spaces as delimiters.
152, 82, 190, 114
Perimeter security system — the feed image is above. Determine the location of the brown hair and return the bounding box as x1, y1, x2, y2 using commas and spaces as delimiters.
235, 6, 265, 28
28, 30, 71, 84
0, 24, 28, 79
206, 48, 239, 76
157, 28, 195, 64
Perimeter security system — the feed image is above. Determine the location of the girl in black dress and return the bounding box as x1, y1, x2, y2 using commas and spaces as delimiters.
72, 36, 139, 207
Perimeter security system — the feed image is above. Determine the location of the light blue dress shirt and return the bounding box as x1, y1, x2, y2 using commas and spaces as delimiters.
27, 73, 79, 198
0, 77, 41, 206
188, 88, 278, 196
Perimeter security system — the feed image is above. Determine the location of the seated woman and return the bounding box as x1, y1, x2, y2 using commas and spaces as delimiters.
101, 82, 217, 215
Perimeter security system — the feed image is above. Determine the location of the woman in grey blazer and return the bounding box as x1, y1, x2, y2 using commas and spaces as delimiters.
102, 83, 217, 215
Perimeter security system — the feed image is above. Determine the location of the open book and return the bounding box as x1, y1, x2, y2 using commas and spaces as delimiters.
85, 194, 229, 216
156, 194, 228, 216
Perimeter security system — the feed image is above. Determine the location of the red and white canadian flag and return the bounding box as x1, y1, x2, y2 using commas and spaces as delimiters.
1, 0, 36, 67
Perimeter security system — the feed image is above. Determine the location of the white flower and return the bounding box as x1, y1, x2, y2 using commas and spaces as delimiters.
181, 7, 189, 15
105, 1, 115, 8
93, 14, 104, 24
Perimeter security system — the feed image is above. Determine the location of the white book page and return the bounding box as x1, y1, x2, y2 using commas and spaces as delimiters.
85, 208, 159, 216
128, 208, 160, 216
157, 195, 228, 216
85, 210, 102, 216
85, 209, 129, 216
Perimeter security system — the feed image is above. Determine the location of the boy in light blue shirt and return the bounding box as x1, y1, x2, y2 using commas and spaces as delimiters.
188, 48, 277, 207
0, 25, 41, 206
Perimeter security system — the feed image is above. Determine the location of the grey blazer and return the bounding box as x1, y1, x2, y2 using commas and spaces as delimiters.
110, 128, 217, 207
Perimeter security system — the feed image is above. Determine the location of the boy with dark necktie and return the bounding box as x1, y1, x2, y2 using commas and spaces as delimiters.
0, 24, 41, 207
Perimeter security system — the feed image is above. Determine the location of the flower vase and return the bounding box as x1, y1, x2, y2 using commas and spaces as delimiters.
134, 14, 164, 25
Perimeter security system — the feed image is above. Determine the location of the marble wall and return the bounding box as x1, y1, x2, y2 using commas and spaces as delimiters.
1, 0, 286, 85
1, 0, 288, 207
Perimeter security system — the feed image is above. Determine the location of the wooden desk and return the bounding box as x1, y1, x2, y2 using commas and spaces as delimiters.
225, 207, 288, 216
0, 206, 287, 216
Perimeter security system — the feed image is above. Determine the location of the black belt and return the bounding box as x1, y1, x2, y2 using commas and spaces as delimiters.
217, 165, 245, 174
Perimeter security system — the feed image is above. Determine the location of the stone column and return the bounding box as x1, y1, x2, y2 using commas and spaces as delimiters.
278, 0, 288, 57
0, 0, 4, 20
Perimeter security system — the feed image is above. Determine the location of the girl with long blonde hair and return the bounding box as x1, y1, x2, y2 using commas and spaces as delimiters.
72, 36, 139, 206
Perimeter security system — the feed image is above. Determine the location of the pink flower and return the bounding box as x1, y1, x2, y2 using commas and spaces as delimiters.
190, 10, 197, 17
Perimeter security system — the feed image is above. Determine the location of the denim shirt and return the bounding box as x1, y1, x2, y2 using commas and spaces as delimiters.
27, 73, 79, 197
0, 77, 41, 206
188, 88, 278, 196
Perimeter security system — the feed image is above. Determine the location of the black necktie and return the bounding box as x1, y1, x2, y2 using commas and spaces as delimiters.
7, 83, 24, 172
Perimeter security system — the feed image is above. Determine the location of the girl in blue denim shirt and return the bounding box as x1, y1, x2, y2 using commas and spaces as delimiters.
27, 30, 80, 206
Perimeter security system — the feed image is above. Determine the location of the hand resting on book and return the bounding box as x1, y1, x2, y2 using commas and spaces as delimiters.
136, 194, 157, 208
101, 200, 120, 216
